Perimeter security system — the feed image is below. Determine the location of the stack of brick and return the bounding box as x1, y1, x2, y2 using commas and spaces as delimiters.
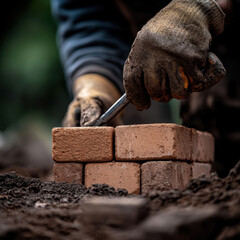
52, 124, 214, 194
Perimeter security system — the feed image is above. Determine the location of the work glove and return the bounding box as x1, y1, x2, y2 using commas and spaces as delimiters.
123, 0, 226, 111
63, 74, 122, 127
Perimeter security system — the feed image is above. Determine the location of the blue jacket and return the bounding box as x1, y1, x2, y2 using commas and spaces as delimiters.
51, 0, 170, 94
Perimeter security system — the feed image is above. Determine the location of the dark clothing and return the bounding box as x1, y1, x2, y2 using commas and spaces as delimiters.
51, 0, 170, 94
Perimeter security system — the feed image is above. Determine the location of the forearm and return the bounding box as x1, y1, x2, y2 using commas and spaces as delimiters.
51, 0, 132, 95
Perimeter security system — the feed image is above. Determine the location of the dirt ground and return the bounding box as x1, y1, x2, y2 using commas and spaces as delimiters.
0, 161, 240, 240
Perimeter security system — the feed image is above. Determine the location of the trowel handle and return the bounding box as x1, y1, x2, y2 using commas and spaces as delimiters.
94, 93, 129, 126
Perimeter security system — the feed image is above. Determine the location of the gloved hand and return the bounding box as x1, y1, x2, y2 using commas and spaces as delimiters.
63, 74, 122, 127
123, 0, 226, 111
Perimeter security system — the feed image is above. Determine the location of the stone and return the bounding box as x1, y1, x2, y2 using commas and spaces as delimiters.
82, 197, 148, 226
141, 206, 221, 240
85, 162, 141, 194
53, 162, 83, 184
141, 161, 192, 194
52, 127, 114, 162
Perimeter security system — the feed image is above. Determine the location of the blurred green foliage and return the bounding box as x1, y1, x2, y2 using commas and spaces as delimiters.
0, 0, 69, 131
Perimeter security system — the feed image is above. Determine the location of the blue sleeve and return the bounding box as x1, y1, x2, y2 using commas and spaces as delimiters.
51, 0, 133, 94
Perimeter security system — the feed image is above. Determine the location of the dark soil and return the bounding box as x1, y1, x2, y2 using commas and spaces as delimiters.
0, 162, 240, 240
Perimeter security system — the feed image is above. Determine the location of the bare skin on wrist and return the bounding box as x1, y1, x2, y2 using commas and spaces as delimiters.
216, 0, 232, 14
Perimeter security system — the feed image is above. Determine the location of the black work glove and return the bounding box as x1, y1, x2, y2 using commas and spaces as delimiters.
123, 0, 226, 111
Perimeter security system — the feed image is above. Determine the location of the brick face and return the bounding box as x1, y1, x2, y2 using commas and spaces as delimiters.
52, 127, 114, 162
192, 163, 212, 179
53, 163, 83, 184
141, 161, 192, 194
115, 124, 197, 161
85, 162, 141, 194
115, 124, 214, 163
194, 131, 214, 163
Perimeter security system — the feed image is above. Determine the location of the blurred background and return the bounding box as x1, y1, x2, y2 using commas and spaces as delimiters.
0, 0, 69, 179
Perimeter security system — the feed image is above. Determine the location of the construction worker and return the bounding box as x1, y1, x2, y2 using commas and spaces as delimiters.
51, 0, 239, 175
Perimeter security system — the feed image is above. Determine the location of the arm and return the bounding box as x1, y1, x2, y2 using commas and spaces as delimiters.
123, 0, 226, 110
51, 0, 133, 126
51, 0, 132, 94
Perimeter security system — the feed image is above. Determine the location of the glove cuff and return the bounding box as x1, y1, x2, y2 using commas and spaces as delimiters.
164, 0, 225, 37
203, 0, 225, 36
188, 0, 225, 36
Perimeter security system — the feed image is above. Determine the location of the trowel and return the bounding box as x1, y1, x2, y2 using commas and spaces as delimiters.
94, 93, 129, 126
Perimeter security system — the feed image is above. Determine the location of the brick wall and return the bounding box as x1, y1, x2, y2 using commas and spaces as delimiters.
52, 124, 213, 194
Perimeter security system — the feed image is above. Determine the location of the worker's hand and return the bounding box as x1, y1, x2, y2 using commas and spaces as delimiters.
123, 0, 226, 111
63, 74, 122, 127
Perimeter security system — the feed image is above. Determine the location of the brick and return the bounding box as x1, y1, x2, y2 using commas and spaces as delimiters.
82, 197, 148, 226
141, 206, 219, 239
52, 127, 114, 162
192, 163, 212, 179
53, 162, 83, 184
141, 161, 192, 194
85, 162, 141, 194
194, 131, 214, 163
115, 124, 197, 161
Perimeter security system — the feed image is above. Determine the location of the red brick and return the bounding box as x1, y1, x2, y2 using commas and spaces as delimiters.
52, 127, 114, 162
194, 131, 214, 163
85, 162, 141, 194
192, 163, 212, 179
141, 161, 192, 194
115, 124, 197, 161
53, 162, 83, 184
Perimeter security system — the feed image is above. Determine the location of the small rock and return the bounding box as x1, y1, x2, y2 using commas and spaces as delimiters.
82, 196, 149, 227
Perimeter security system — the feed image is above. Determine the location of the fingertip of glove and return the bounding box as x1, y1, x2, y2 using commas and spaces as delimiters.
133, 97, 151, 111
